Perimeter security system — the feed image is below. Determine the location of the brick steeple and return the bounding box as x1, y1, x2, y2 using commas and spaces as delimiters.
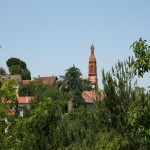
88, 44, 98, 89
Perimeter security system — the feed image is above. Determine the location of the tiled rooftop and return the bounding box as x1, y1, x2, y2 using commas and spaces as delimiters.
22, 80, 31, 84
82, 90, 105, 104
38, 76, 58, 85
18, 96, 34, 104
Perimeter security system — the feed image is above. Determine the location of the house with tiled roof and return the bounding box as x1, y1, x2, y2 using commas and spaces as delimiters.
82, 91, 98, 104
2, 74, 57, 116
38, 75, 58, 85
0, 75, 22, 83
82, 90, 105, 108
18, 96, 34, 117
7, 96, 34, 117
0, 74, 32, 86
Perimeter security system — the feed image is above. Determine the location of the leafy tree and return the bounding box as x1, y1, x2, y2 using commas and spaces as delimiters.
1, 39, 149, 149
82, 79, 92, 91
102, 57, 136, 134
0, 78, 18, 149
6, 58, 21, 67
50, 103, 130, 149
3, 82, 69, 149
64, 131, 129, 150
128, 87, 150, 149
9, 98, 64, 149
128, 38, 150, 149
21, 69, 31, 80
0, 78, 17, 118
6, 57, 31, 80
59, 65, 91, 107
100, 57, 144, 149
0, 67, 7, 75
9, 65, 22, 75
130, 38, 150, 77
20, 60, 27, 70
18, 82, 35, 96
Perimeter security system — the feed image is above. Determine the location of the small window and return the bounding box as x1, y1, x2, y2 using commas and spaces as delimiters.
19, 107, 23, 112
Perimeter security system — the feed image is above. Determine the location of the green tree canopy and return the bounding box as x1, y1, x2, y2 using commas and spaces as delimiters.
6, 58, 21, 67
129, 38, 150, 148
1, 81, 70, 149
18, 82, 35, 96
21, 69, 31, 80
6, 57, 31, 80
0, 39, 149, 149
128, 87, 150, 148
0, 67, 7, 75
131, 38, 150, 77
59, 65, 91, 107
0, 78, 18, 149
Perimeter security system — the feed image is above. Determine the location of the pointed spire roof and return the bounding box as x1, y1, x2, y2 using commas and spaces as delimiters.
89, 44, 96, 62
91, 44, 95, 55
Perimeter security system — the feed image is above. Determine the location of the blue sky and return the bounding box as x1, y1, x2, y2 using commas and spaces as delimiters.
0, 0, 150, 89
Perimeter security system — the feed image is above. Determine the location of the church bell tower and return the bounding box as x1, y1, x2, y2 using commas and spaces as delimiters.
88, 44, 98, 89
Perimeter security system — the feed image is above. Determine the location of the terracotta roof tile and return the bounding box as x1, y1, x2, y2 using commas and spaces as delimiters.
82, 90, 105, 104
39, 76, 58, 85
8, 109, 16, 116
0, 75, 22, 82
18, 96, 34, 104
22, 80, 31, 84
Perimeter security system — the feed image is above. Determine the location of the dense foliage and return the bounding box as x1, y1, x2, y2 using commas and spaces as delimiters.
6, 57, 31, 80
0, 39, 149, 149
0, 67, 7, 75
18, 82, 35, 96
58, 65, 92, 107
0, 78, 18, 149
131, 38, 150, 77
